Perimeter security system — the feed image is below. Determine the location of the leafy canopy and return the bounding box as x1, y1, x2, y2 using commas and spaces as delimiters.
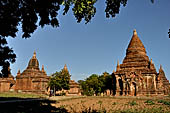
48, 68, 71, 92
78, 72, 113, 96
0, 0, 169, 77
0, 0, 128, 77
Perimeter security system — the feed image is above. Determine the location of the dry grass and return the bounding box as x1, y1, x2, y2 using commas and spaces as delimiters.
53, 96, 170, 113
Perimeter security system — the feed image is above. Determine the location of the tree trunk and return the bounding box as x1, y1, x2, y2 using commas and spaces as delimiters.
54, 87, 55, 96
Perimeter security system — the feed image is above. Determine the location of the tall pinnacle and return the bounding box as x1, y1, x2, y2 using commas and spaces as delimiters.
127, 29, 146, 54
17, 69, 20, 76
159, 65, 163, 72
64, 64, 68, 71
42, 65, 45, 72
133, 29, 137, 35
116, 60, 120, 71
122, 29, 149, 68
33, 51, 36, 58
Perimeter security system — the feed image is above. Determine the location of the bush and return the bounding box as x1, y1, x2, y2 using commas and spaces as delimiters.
128, 100, 137, 106
144, 100, 155, 105
158, 100, 170, 106
112, 102, 117, 105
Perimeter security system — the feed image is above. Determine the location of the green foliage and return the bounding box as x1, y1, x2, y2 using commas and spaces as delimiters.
105, 0, 127, 18
72, 0, 97, 24
78, 72, 113, 96
0, 37, 16, 77
48, 69, 71, 92
0, 0, 168, 77
104, 72, 113, 91
49, 72, 62, 91
0, 92, 46, 98
112, 102, 117, 105
144, 100, 155, 105
128, 100, 137, 106
158, 100, 170, 106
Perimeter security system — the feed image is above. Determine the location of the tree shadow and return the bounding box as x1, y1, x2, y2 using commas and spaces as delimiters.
0, 97, 68, 113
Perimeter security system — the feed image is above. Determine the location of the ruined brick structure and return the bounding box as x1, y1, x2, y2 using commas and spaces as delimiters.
0, 67, 15, 92
66, 80, 81, 96
15, 51, 49, 93
113, 30, 170, 96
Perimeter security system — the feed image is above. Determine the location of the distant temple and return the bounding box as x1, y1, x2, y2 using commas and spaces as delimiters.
113, 30, 170, 96
0, 51, 81, 95
15, 51, 49, 93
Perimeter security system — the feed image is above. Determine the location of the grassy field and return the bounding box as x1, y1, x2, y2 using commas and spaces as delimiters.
0, 92, 46, 99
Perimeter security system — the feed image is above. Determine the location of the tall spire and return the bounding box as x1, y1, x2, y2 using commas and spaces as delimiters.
126, 29, 147, 55
41, 65, 46, 74
42, 65, 45, 72
150, 58, 153, 64
33, 51, 36, 58
133, 29, 137, 35
116, 60, 120, 71
17, 69, 20, 76
122, 29, 149, 67
64, 64, 68, 71
159, 64, 163, 72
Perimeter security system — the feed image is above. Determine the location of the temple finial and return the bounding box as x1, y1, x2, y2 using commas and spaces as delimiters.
33, 51, 36, 58
17, 69, 20, 75
42, 65, 44, 72
133, 29, 137, 35
64, 64, 68, 71
117, 60, 119, 66
116, 60, 120, 71
160, 65, 163, 70
41, 65, 46, 74
150, 58, 153, 64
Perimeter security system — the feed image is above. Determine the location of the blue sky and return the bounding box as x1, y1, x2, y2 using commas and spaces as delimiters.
7, 0, 170, 81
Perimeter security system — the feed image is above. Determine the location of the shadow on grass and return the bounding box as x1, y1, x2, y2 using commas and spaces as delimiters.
0, 97, 68, 113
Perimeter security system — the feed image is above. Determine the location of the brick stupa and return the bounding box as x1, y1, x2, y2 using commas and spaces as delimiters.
15, 51, 49, 93
113, 30, 170, 96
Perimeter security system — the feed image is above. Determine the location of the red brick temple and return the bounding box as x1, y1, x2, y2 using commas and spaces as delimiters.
15, 51, 49, 93
113, 30, 170, 96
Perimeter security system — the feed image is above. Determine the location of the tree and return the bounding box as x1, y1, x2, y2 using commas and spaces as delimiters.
48, 71, 62, 93
78, 74, 101, 96
85, 74, 99, 95
105, 73, 113, 93
79, 72, 114, 96
0, 0, 166, 76
0, 37, 16, 77
78, 80, 90, 95
60, 68, 71, 90
48, 69, 71, 95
